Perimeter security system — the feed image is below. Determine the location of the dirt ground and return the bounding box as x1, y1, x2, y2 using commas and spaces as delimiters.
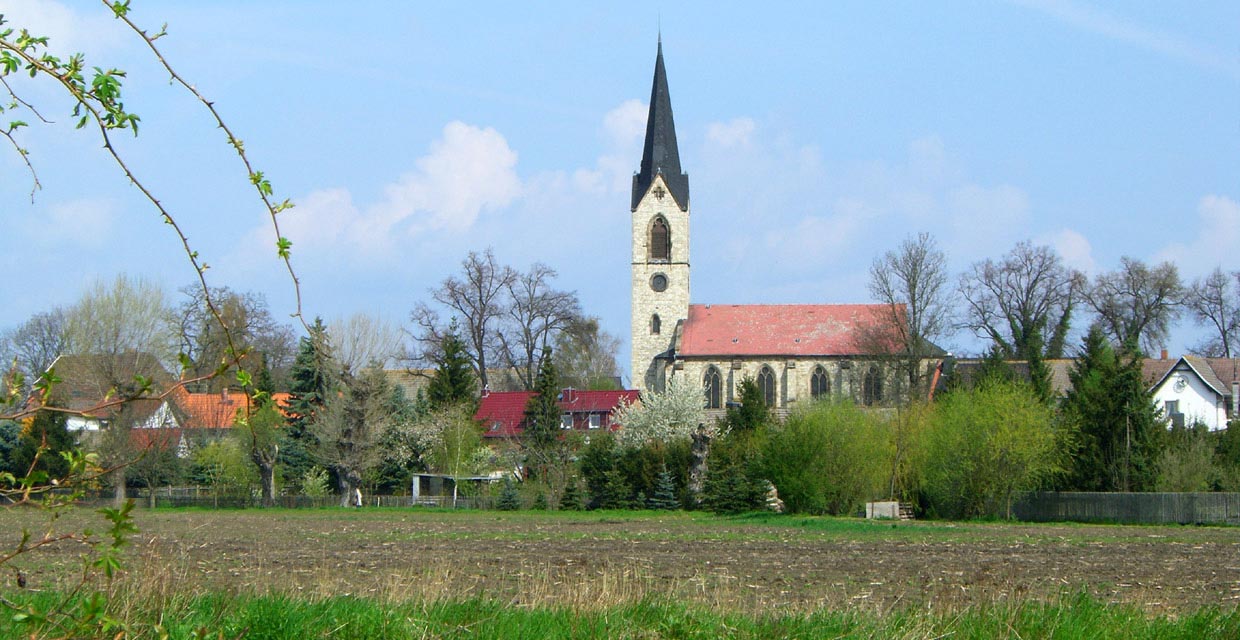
3, 507, 1238, 613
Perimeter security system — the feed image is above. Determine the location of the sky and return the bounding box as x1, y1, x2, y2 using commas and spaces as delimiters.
1, 1, 1237, 381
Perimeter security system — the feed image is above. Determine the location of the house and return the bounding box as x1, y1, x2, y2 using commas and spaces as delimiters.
474, 388, 640, 439
1143, 355, 1239, 431
45, 352, 176, 431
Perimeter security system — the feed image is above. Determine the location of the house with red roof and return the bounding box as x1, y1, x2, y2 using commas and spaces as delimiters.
474, 388, 640, 439
627, 43, 942, 413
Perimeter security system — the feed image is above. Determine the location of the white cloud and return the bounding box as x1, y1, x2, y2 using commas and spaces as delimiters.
21, 198, 114, 248
0, 1, 126, 54
602, 99, 647, 147
706, 118, 755, 148
1038, 228, 1097, 275
1155, 195, 1240, 274
1012, 0, 1240, 79
238, 121, 520, 268
380, 121, 520, 235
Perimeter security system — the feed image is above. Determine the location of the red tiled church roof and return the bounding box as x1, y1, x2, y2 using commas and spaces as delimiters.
474, 389, 640, 438
677, 304, 897, 357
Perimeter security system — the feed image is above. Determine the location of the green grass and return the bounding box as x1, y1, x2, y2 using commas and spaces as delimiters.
2, 590, 1235, 639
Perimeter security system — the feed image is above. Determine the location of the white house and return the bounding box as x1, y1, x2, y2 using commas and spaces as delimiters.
1145, 356, 1236, 431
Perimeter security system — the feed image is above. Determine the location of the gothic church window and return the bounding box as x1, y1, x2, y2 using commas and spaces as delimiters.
757, 366, 776, 407
704, 367, 722, 409
651, 314, 661, 335
811, 366, 830, 399
863, 366, 883, 406
650, 217, 670, 261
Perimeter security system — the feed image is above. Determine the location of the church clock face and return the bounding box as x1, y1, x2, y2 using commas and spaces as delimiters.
650, 273, 668, 292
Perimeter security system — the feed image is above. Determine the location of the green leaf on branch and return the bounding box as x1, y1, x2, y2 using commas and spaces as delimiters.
276, 236, 292, 258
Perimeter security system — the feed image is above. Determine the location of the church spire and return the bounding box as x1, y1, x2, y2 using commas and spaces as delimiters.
632, 39, 690, 211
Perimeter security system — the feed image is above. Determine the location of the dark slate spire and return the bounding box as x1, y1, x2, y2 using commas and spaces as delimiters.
632, 39, 690, 211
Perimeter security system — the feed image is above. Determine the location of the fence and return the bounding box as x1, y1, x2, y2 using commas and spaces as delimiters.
123, 487, 497, 510
1013, 491, 1240, 525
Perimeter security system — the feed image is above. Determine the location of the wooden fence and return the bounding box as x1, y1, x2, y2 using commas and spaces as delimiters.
121, 488, 497, 510
1013, 491, 1240, 525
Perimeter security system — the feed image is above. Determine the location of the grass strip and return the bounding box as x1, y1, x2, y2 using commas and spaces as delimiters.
1, 590, 1235, 639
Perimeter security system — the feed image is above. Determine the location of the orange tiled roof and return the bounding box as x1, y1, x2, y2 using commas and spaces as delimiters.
678, 304, 900, 357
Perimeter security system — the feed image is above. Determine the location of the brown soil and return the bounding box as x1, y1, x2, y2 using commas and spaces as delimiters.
3, 508, 1238, 613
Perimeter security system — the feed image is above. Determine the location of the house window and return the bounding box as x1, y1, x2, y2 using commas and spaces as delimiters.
650, 217, 670, 260
863, 366, 883, 406
560, 413, 573, 430
704, 367, 723, 409
811, 366, 830, 400
757, 366, 776, 407
651, 314, 661, 334
1165, 400, 1185, 429
588, 413, 601, 429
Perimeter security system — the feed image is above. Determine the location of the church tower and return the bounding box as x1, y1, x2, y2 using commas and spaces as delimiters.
630, 39, 690, 393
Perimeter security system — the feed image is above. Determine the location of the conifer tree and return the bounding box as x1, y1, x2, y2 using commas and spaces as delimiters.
523, 347, 562, 452
496, 477, 522, 510
1062, 326, 1163, 491
647, 464, 680, 510
427, 325, 476, 409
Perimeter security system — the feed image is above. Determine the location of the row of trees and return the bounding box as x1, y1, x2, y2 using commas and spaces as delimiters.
870, 234, 1239, 398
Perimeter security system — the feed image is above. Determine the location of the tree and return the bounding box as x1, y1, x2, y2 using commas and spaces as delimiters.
1085, 257, 1183, 354
425, 327, 477, 409
725, 377, 771, 434
2, 309, 68, 391
919, 381, 1066, 519
281, 318, 334, 490
613, 376, 708, 449
867, 232, 952, 395
236, 395, 283, 507
1184, 267, 1240, 358
62, 274, 176, 368
412, 249, 516, 392
761, 400, 890, 515
959, 241, 1084, 360
522, 348, 574, 506
327, 313, 402, 375
422, 404, 488, 508
646, 465, 680, 510
311, 367, 395, 507
499, 263, 580, 390
175, 286, 295, 392
1060, 327, 1163, 492
553, 316, 622, 390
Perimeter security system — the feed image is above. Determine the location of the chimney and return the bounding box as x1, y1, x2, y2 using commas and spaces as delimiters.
1161, 349, 1168, 360
481, 385, 490, 399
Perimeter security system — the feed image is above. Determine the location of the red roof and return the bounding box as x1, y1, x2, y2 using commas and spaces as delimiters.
474, 389, 640, 438
678, 304, 898, 357
173, 388, 291, 429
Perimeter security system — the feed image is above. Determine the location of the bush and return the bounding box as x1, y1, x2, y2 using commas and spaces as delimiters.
762, 400, 890, 515
918, 381, 1065, 519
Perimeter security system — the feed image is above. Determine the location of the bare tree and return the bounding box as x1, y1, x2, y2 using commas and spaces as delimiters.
176, 286, 296, 391
868, 232, 952, 394
553, 316, 622, 390
959, 241, 1085, 359
63, 274, 177, 369
412, 249, 516, 391
2, 308, 68, 386
328, 313, 402, 374
1184, 267, 1240, 358
499, 263, 580, 390
1084, 257, 1183, 354
312, 367, 395, 507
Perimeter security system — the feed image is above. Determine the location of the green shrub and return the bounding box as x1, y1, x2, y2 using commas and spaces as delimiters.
762, 400, 891, 515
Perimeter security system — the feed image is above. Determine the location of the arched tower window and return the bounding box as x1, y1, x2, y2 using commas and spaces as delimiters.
811, 366, 830, 400
757, 366, 776, 407
651, 314, 661, 335
863, 366, 883, 406
704, 367, 722, 409
649, 216, 670, 261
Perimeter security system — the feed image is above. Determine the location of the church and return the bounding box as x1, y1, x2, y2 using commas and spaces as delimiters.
628, 41, 928, 412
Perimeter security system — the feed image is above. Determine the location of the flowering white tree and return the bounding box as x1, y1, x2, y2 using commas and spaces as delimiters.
614, 376, 711, 449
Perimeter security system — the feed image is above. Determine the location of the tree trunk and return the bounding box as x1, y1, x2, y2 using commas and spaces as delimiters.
112, 467, 127, 506
688, 424, 711, 505
252, 444, 278, 507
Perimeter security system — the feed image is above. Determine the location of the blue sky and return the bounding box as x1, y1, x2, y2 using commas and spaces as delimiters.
1, 1, 1237, 379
